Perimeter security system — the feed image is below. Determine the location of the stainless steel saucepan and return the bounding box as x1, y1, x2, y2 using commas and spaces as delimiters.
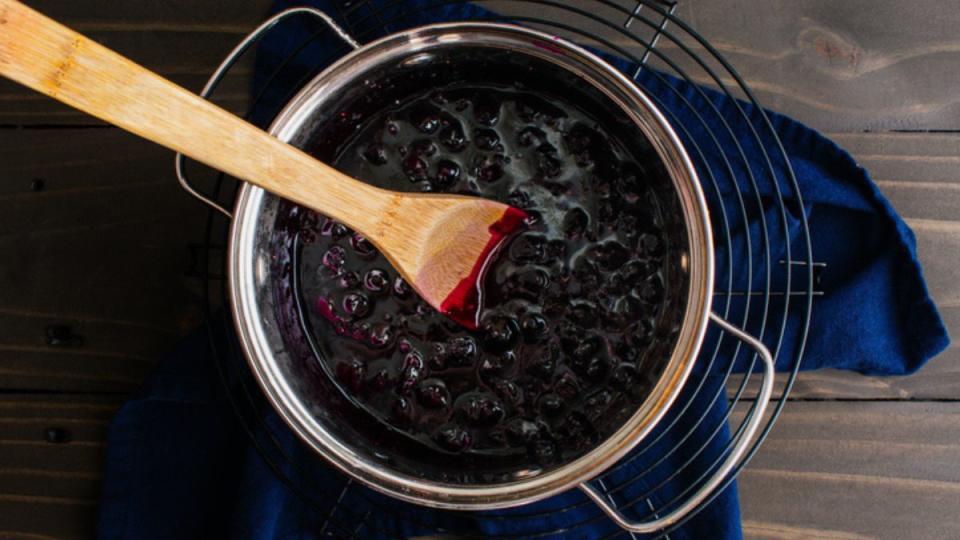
179, 9, 774, 533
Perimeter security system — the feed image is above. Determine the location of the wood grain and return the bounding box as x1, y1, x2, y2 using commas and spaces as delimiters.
0, 0, 271, 124
665, 0, 960, 131
0, 394, 121, 540
0, 128, 205, 391
736, 401, 960, 539
488, 0, 960, 132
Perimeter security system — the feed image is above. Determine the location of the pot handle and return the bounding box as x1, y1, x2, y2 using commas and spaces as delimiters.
579, 312, 775, 534
175, 7, 361, 219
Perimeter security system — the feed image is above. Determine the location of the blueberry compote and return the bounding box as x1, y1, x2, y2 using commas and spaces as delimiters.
276, 68, 687, 480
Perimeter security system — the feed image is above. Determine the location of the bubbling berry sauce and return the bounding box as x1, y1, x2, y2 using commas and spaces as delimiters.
276, 79, 687, 475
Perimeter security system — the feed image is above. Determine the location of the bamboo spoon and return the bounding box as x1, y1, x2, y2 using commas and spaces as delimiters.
0, 0, 528, 329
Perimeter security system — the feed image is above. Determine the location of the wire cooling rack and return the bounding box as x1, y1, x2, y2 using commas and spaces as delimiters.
181, 1, 817, 537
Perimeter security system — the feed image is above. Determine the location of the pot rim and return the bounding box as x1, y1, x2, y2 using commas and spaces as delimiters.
229, 21, 714, 510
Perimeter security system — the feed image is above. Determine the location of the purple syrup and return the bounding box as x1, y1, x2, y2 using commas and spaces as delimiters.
281, 82, 681, 469
439, 206, 530, 330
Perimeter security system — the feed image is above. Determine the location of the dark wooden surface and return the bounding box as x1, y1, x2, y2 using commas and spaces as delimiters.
0, 1, 957, 538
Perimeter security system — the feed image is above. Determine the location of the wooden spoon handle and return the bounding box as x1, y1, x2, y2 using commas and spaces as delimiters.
0, 0, 389, 227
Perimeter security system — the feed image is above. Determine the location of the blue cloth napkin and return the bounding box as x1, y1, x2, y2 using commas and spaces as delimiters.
97, 1, 949, 539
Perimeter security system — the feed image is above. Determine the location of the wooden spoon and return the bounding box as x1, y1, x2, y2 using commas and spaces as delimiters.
0, 0, 528, 329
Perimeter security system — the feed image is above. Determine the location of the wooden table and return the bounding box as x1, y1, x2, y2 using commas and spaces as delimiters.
0, 1, 956, 538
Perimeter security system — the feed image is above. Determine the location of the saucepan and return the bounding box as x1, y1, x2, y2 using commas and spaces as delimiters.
178, 8, 774, 533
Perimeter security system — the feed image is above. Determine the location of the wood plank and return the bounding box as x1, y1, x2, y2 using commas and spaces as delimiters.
0, 129, 207, 391
490, 0, 960, 132
8, 0, 959, 130
4, 398, 955, 540
23, 0, 272, 27
0, 394, 122, 540
666, 0, 960, 131
737, 401, 960, 540
0, 0, 273, 124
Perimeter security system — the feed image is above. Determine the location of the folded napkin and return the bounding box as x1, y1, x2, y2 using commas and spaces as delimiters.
98, 1, 949, 538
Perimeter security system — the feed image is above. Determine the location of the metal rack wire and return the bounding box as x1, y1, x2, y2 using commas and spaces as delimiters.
183, 1, 817, 537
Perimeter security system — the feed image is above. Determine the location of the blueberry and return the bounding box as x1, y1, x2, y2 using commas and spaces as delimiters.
336, 359, 366, 393
338, 271, 360, 289
368, 323, 394, 349
402, 155, 429, 182
508, 233, 548, 264
392, 277, 412, 298
321, 246, 346, 274
350, 234, 377, 257
457, 393, 505, 427
572, 336, 602, 361
506, 189, 532, 209
568, 301, 598, 328
559, 412, 597, 444
538, 393, 564, 416
526, 351, 557, 380
613, 295, 643, 320
368, 367, 392, 391
532, 439, 558, 464
439, 124, 467, 152
474, 128, 500, 150
627, 318, 655, 348
391, 396, 414, 426
584, 357, 611, 382
562, 208, 589, 238
564, 123, 594, 155
428, 342, 448, 370
416, 378, 450, 409
480, 314, 520, 353
321, 219, 349, 238
434, 160, 461, 189
637, 275, 664, 304
434, 424, 472, 452
477, 160, 504, 183
582, 388, 613, 420
446, 336, 478, 366
342, 293, 370, 319
637, 233, 662, 256
595, 241, 631, 271
519, 313, 548, 342
417, 115, 440, 134
411, 139, 437, 157
517, 126, 546, 148
473, 96, 500, 126
399, 351, 425, 393
364, 269, 390, 293
554, 371, 581, 400
411, 106, 442, 134
620, 260, 655, 283
362, 143, 388, 165
535, 144, 562, 179
493, 379, 524, 407
615, 163, 646, 203
610, 362, 639, 390
479, 353, 515, 381
546, 239, 567, 259
504, 418, 539, 445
